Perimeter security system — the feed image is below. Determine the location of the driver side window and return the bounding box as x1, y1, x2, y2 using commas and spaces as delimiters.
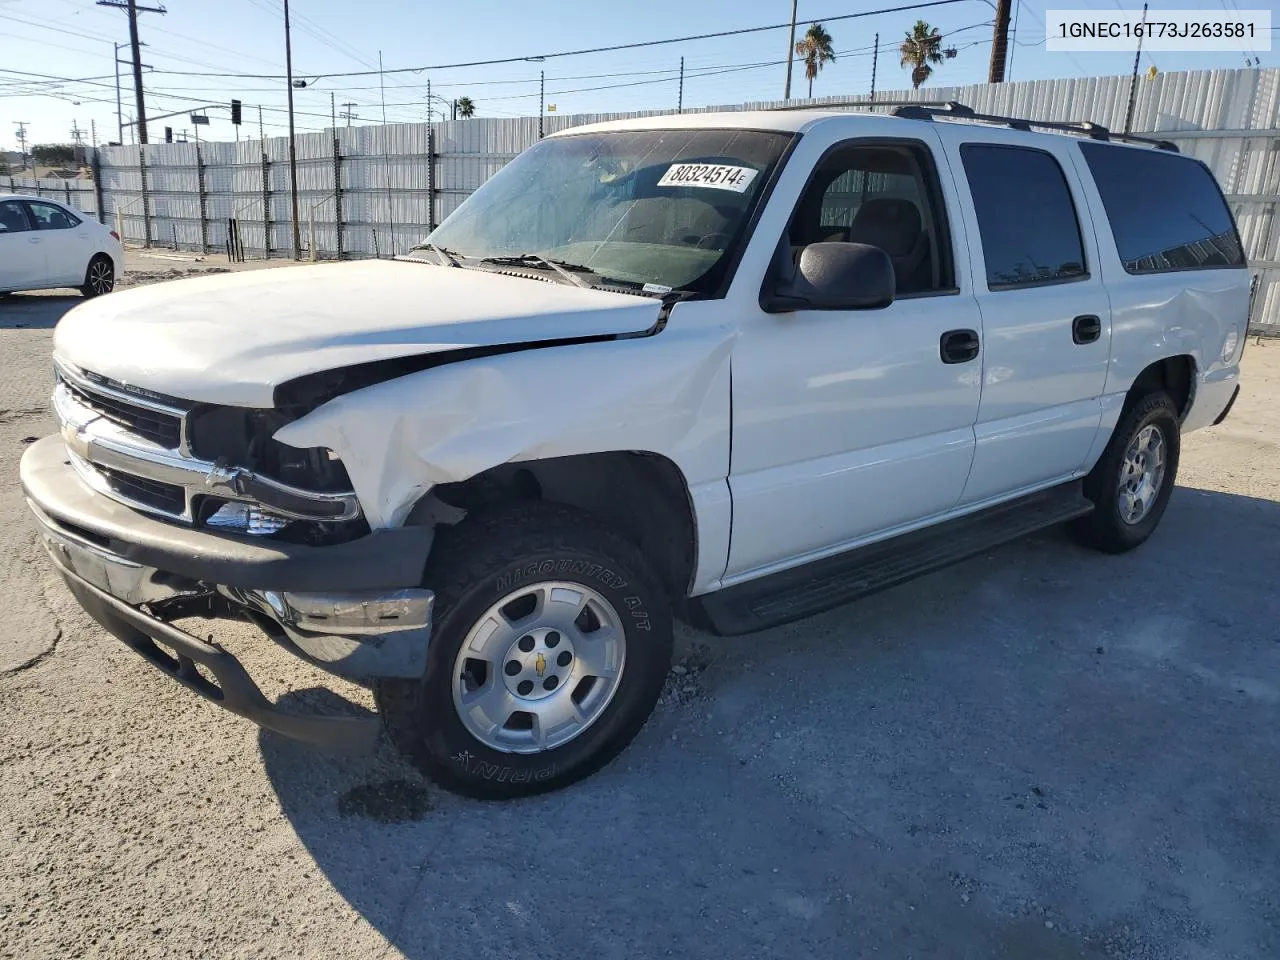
787, 141, 954, 296
0, 200, 33, 234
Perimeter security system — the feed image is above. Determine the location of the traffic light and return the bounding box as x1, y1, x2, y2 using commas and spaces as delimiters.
164, 126, 173, 143
230, 99, 242, 125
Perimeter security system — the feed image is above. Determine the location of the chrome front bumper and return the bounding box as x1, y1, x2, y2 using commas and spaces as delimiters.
22, 435, 436, 750
30, 496, 435, 682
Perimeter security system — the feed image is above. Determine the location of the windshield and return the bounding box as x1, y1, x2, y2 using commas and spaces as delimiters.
420, 128, 793, 295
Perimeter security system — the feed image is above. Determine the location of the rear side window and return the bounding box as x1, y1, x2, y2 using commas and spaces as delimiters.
961, 144, 1087, 289
27, 201, 80, 230
1079, 142, 1244, 274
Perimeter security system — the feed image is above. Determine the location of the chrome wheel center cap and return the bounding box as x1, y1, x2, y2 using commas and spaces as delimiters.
501, 627, 577, 701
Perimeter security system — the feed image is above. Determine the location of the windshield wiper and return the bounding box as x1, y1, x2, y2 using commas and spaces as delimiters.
408, 241, 462, 267
478, 253, 594, 289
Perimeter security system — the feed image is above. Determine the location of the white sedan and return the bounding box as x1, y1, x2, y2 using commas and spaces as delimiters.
0, 194, 124, 297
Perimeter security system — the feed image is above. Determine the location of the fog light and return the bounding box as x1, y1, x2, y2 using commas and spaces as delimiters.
205, 501, 290, 536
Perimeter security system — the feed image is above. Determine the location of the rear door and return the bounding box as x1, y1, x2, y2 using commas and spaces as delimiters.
26, 200, 89, 287
0, 199, 47, 292
937, 128, 1112, 504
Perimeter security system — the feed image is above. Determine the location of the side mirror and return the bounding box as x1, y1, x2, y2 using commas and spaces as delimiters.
762, 241, 895, 313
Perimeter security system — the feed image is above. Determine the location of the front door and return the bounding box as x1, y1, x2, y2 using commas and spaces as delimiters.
726, 136, 982, 581
0, 199, 47, 292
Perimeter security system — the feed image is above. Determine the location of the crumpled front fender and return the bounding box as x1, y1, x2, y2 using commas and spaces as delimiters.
274, 324, 734, 530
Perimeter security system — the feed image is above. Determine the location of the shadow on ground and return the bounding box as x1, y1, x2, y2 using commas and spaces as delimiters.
261, 486, 1280, 959
0, 294, 83, 329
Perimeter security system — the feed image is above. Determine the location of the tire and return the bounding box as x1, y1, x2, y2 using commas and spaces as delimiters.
1070, 390, 1180, 553
375, 501, 673, 800
80, 254, 115, 298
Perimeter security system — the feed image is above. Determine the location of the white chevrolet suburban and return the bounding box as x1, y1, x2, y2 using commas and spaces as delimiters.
21, 104, 1248, 799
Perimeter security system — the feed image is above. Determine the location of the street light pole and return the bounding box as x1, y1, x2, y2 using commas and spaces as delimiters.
283, 0, 301, 260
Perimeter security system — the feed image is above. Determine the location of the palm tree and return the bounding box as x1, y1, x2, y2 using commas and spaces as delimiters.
899, 20, 944, 89
795, 23, 836, 99
455, 96, 476, 119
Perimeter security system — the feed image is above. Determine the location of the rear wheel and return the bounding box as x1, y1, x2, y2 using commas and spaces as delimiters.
81, 254, 114, 298
375, 501, 673, 800
1071, 390, 1180, 553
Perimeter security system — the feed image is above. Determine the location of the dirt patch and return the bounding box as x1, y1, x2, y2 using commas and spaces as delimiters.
116, 267, 231, 289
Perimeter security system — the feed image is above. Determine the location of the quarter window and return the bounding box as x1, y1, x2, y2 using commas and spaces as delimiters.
27, 201, 80, 230
1079, 142, 1244, 274
0, 200, 33, 233
961, 144, 1087, 289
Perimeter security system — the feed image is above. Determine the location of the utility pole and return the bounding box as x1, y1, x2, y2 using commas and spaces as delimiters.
678, 57, 684, 113
283, 0, 301, 260
380, 50, 393, 256
340, 102, 357, 127
539, 70, 545, 138
870, 33, 879, 102
330, 92, 336, 132
70, 120, 86, 146
784, 0, 798, 99
97, 0, 166, 145
14, 122, 29, 172
1124, 2, 1149, 134
988, 0, 1012, 83
427, 78, 432, 121
90, 119, 97, 148
113, 41, 124, 143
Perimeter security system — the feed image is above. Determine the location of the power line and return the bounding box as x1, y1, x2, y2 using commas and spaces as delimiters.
131, 0, 979, 79
0, 22, 991, 108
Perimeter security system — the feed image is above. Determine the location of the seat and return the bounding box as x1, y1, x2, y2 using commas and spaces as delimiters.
846, 198, 930, 293
0, 204, 29, 233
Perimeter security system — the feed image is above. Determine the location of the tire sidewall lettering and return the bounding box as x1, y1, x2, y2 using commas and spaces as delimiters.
495, 558, 629, 595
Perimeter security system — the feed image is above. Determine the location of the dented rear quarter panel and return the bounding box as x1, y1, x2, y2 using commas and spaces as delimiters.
1065, 143, 1250, 447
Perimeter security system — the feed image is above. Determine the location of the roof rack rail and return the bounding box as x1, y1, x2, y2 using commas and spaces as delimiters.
891, 102, 1180, 152
766, 99, 955, 113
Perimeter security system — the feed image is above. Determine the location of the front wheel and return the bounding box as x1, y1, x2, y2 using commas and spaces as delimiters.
376, 501, 672, 800
1071, 390, 1181, 553
81, 254, 115, 298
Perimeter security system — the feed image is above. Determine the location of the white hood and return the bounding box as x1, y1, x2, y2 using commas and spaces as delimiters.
53, 260, 662, 407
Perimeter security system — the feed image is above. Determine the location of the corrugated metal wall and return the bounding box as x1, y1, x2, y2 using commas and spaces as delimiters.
2, 175, 97, 217
4, 67, 1277, 329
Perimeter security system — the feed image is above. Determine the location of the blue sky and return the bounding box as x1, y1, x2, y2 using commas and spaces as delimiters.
1, 0, 1273, 150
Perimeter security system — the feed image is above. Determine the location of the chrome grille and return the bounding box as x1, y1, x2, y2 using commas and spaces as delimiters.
95, 464, 187, 515
60, 376, 182, 449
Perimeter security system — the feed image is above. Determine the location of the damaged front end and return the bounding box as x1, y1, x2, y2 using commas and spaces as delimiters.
23, 359, 438, 748
54, 358, 367, 545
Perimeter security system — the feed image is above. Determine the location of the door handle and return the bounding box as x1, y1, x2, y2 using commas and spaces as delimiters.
940, 328, 980, 364
1072, 314, 1102, 344
28, 236, 41, 244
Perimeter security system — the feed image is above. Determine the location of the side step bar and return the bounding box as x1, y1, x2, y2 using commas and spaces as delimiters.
694, 482, 1094, 636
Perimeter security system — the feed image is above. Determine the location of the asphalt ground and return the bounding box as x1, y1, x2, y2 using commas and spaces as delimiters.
2, 266, 1278, 959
